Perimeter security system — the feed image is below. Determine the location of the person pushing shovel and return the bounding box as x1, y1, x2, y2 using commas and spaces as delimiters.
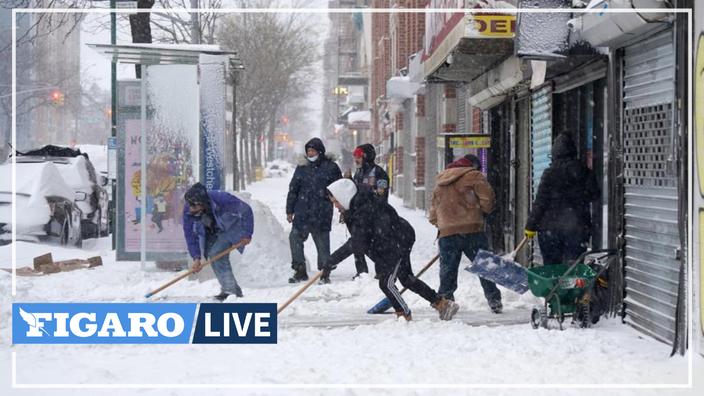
321, 179, 459, 321
182, 182, 253, 301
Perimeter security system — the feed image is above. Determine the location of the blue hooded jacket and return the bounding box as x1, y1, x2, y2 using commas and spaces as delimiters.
182, 184, 254, 259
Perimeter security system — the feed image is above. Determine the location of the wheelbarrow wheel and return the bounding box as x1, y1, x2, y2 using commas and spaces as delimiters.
579, 302, 591, 329
530, 307, 540, 329
530, 306, 548, 329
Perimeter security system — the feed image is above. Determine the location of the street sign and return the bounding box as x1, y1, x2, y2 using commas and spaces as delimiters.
107, 137, 117, 179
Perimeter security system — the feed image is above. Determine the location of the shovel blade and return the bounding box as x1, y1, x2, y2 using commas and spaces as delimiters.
367, 297, 393, 314
466, 249, 529, 294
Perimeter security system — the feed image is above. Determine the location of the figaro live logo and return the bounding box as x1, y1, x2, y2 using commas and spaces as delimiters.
12, 303, 277, 344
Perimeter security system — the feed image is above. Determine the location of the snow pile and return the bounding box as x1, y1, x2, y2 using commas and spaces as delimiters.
230, 192, 291, 287
264, 160, 294, 178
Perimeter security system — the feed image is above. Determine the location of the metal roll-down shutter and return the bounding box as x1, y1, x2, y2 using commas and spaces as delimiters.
530, 84, 552, 265
621, 30, 681, 345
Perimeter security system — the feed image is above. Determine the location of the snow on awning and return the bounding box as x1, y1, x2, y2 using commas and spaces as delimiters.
346, 86, 366, 105
347, 111, 371, 130
574, 0, 673, 49
387, 76, 422, 100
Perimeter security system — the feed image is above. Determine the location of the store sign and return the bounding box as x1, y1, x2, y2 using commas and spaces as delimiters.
437, 135, 491, 149
466, 14, 516, 38
274, 132, 289, 142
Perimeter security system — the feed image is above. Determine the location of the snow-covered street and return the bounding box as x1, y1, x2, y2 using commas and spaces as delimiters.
0, 175, 696, 394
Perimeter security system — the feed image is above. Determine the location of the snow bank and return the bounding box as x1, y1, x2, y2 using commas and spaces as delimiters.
230, 192, 292, 287
264, 160, 294, 178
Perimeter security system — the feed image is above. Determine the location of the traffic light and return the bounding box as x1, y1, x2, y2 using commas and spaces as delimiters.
50, 90, 65, 106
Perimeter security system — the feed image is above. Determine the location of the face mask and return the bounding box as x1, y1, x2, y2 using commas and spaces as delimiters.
307, 155, 319, 162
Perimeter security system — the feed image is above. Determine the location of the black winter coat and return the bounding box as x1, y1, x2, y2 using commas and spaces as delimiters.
526, 135, 599, 236
286, 154, 342, 232
353, 163, 390, 202
328, 190, 415, 269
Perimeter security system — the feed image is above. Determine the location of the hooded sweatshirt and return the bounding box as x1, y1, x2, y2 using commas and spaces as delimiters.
428, 162, 495, 238
352, 144, 389, 202
327, 179, 415, 268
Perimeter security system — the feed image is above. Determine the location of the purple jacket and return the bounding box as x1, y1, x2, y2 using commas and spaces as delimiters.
182, 191, 254, 259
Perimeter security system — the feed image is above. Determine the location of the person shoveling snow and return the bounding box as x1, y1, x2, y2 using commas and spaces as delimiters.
183, 182, 253, 301
322, 179, 459, 321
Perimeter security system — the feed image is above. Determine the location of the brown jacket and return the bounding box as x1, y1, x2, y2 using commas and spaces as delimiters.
428, 167, 495, 238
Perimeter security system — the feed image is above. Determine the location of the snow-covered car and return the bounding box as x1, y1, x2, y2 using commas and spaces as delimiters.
264, 160, 293, 178
0, 162, 83, 246
14, 145, 109, 239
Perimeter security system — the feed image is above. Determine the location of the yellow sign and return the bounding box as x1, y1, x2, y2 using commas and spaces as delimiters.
333, 86, 349, 96
446, 135, 491, 149
467, 14, 516, 38
437, 135, 491, 149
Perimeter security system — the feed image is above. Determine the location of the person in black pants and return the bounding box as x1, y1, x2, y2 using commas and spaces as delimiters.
351, 144, 389, 279
286, 137, 342, 284
525, 133, 600, 264
322, 179, 459, 321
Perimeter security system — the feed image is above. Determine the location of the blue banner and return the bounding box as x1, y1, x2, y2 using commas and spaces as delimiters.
12, 303, 277, 345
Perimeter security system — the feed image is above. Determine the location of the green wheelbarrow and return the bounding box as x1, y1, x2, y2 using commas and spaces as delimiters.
528, 250, 614, 330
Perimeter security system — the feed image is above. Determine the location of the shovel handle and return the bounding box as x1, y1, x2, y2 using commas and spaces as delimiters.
144, 240, 246, 298
277, 271, 323, 314
509, 236, 529, 259
398, 254, 440, 294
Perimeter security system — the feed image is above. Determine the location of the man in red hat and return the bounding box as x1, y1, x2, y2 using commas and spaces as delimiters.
351, 144, 389, 279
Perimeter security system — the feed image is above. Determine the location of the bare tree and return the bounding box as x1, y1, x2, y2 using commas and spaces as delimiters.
218, 2, 320, 184
149, 0, 223, 44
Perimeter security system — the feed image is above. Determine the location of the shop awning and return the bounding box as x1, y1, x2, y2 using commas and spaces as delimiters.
386, 76, 422, 100
423, 13, 516, 83
573, 0, 673, 49
347, 110, 371, 130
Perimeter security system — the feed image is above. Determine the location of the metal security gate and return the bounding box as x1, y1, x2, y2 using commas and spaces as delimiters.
530, 84, 552, 265
621, 30, 681, 345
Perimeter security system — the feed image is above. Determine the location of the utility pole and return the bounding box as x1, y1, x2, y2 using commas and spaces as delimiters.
110, 0, 117, 250
190, 0, 201, 44
231, 67, 238, 190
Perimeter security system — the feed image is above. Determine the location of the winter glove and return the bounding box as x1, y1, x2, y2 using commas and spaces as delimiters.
524, 229, 537, 239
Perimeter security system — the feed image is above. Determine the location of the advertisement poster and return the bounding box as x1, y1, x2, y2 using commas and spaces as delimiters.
123, 119, 193, 253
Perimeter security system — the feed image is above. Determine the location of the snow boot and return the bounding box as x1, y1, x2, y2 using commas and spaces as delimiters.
395, 311, 412, 321
318, 273, 331, 284
351, 271, 368, 281
432, 298, 460, 321
489, 300, 503, 314
288, 265, 308, 283
213, 292, 230, 302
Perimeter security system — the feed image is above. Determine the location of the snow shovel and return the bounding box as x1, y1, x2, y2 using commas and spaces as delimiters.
277, 271, 323, 314
465, 236, 530, 294
367, 254, 440, 314
144, 240, 247, 299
